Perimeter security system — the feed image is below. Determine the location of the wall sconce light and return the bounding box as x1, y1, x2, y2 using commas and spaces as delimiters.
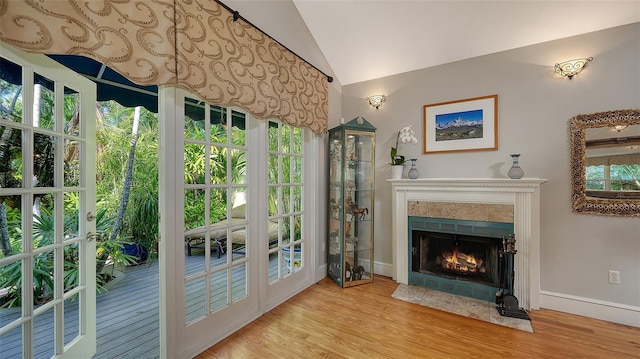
613, 125, 628, 132
367, 95, 386, 109
554, 57, 593, 79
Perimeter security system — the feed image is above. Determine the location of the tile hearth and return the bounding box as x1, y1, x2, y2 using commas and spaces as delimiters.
392, 283, 533, 333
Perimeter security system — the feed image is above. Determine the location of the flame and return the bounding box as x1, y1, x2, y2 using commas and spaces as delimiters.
442, 249, 479, 273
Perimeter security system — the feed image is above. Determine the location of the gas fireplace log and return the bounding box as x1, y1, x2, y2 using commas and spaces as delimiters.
456, 252, 470, 261
461, 260, 477, 268
459, 264, 477, 271
455, 252, 477, 268
437, 252, 485, 273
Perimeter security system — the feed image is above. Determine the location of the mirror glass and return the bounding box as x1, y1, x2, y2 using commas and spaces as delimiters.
585, 124, 640, 198
570, 109, 640, 216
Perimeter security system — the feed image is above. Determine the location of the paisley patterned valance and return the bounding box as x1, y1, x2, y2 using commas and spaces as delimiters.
0, 0, 328, 134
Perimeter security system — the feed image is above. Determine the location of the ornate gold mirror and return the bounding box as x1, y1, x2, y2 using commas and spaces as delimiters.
570, 109, 640, 216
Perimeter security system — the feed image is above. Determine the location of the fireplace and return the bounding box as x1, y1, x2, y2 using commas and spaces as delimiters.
389, 178, 546, 310
415, 232, 498, 285
409, 216, 513, 301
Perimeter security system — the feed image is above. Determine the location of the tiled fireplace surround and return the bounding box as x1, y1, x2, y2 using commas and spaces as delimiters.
390, 178, 546, 310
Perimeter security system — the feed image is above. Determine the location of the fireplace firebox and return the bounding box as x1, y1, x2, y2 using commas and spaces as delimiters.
412, 231, 500, 287
408, 216, 513, 301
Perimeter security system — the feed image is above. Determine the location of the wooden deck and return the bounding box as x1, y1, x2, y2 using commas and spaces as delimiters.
1, 251, 280, 359
94, 260, 160, 359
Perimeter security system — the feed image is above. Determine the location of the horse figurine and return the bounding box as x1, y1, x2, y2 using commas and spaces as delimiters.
350, 206, 368, 221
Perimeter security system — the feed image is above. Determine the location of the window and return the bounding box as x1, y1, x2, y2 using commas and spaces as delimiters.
586, 164, 640, 191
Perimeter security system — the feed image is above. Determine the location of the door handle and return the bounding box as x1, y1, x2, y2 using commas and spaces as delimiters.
86, 212, 96, 222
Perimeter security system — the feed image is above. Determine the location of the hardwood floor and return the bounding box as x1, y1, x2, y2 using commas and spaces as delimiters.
198, 275, 640, 359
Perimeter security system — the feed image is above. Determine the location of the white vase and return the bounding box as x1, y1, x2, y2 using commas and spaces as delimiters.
391, 165, 403, 179
407, 158, 419, 179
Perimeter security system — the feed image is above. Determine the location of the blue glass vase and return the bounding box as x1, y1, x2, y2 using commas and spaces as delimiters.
507, 154, 524, 179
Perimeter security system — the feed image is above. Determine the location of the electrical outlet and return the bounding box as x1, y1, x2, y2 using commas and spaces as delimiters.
608, 270, 621, 284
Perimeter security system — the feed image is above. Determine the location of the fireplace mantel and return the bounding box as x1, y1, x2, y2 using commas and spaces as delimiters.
389, 178, 547, 310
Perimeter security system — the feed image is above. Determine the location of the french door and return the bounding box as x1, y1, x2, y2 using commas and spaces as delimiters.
0, 44, 97, 357
159, 88, 260, 357
263, 120, 313, 309
159, 88, 316, 357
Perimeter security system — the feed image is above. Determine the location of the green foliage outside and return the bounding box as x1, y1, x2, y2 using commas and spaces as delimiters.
96, 101, 159, 258
183, 106, 247, 229
586, 164, 640, 190
0, 85, 155, 306
0, 80, 283, 308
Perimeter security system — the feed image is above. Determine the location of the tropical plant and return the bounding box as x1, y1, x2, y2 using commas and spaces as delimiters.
0, 202, 11, 256
108, 106, 141, 242
1, 207, 66, 307
96, 102, 159, 261
126, 182, 159, 257
95, 236, 139, 276
0, 197, 22, 257
94, 208, 138, 274
0, 204, 135, 307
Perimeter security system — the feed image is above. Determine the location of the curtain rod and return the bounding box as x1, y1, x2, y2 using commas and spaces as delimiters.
215, 0, 334, 83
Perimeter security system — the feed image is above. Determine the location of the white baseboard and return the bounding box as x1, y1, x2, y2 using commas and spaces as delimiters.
340, 259, 393, 279
315, 263, 327, 282
539, 290, 640, 327
373, 260, 394, 278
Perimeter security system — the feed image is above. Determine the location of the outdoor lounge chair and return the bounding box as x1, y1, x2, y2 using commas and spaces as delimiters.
184, 204, 247, 257
184, 205, 281, 257
229, 220, 280, 252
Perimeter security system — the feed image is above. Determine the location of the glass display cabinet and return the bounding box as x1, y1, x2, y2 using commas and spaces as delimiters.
327, 117, 375, 287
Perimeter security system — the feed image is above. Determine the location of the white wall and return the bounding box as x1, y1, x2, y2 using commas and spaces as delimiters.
341, 23, 640, 324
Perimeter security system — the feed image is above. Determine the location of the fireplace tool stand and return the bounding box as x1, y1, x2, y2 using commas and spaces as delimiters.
495, 234, 530, 320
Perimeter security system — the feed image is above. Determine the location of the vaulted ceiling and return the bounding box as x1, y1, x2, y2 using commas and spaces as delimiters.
228, 1, 640, 86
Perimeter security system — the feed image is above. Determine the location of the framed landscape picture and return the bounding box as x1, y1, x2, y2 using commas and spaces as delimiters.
423, 94, 498, 154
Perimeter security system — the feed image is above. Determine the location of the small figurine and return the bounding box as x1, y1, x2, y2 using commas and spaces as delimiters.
347, 200, 368, 221
351, 207, 368, 221
344, 261, 353, 281
352, 265, 365, 280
